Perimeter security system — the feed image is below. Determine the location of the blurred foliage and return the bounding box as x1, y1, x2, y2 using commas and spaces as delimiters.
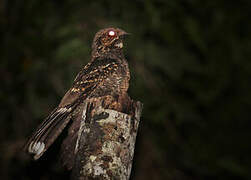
1, 0, 251, 179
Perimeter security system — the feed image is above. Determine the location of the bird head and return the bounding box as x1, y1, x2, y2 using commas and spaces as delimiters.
92, 28, 129, 55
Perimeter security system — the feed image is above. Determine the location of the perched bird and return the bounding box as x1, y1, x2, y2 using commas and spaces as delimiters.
23, 28, 130, 168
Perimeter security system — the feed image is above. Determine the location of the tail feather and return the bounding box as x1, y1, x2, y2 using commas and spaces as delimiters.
24, 107, 72, 160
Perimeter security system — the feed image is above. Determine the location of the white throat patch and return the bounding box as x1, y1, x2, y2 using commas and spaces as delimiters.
115, 42, 123, 48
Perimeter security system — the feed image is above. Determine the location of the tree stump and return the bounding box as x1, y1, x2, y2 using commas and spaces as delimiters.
70, 96, 143, 180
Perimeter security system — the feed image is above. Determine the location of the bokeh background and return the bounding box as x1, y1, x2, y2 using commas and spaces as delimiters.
1, 0, 251, 179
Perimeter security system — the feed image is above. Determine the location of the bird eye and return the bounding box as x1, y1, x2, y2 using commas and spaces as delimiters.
108, 30, 115, 37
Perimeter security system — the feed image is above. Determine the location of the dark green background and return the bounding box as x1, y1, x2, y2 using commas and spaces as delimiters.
1, 0, 251, 179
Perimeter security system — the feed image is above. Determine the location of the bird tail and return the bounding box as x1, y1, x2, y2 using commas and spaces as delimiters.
23, 107, 73, 160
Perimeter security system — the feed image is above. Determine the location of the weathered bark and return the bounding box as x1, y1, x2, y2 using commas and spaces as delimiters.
71, 96, 143, 180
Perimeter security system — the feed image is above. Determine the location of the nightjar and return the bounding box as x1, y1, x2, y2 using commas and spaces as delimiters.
24, 28, 130, 168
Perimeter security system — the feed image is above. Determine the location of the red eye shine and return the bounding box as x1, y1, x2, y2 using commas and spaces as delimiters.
108, 30, 115, 36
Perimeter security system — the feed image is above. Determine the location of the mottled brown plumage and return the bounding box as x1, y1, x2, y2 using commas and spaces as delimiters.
23, 28, 130, 165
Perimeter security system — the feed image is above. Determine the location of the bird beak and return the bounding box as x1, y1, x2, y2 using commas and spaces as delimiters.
118, 29, 130, 37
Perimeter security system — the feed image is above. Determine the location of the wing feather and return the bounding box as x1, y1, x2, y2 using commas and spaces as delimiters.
24, 57, 120, 160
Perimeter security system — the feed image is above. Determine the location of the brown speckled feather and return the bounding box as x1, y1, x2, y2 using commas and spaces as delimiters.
23, 27, 130, 165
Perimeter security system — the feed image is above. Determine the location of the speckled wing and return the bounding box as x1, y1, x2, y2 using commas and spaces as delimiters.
60, 57, 124, 169
24, 57, 121, 160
